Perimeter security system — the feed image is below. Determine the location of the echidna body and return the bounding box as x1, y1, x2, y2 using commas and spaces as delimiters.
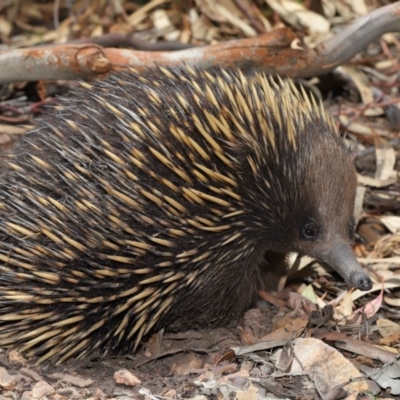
0, 67, 371, 363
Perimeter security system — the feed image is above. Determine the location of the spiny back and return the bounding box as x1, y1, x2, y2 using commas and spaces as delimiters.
0, 67, 360, 363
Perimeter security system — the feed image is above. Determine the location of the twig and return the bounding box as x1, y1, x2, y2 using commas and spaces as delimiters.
70, 33, 197, 51
232, 0, 267, 34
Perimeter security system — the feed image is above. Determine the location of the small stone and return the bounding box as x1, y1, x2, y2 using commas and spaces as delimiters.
8, 350, 26, 364
20, 367, 43, 382
114, 369, 141, 387
162, 389, 177, 398
0, 367, 17, 390
171, 353, 204, 376
32, 380, 55, 399
240, 361, 253, 372
21, 391, 34, 400
50, 372, 93, 388
93, 387, 107, 399
0, 391, 18, 400
57, 387, 80, 397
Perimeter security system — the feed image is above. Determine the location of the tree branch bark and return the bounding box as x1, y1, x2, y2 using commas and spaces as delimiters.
0, 2, 399, 84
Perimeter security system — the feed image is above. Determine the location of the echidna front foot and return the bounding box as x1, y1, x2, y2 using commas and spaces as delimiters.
260, 251, 291, 292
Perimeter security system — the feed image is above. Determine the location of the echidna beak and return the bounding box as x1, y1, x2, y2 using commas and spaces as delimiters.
318, 239, 373, 291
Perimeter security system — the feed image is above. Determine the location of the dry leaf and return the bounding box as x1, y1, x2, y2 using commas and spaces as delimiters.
374, 136, 396, 181
380, 216, 400, 233
377, 318, 400, 337
236, 381, 258, 400
354, 186, 366, 222
339, 115, 389, 137
357, 174, 397, 188
371, 361, 400, 395
338, 66, 383, 116
301, 284, 325, 308
0, 17, 12, 36
384, 295, 400, 307
260, 313, 309, 342
301, 284, 317, 302
343, 0, 368, 15
334, 290, 354, 321
152, 9, 180, 41
352, 280, 400, 301
291, 338, 369, 394
189, 8, 218, 42
265, 0, 330, 33
352, 287, 383, 320
198, 0, 256, 37
127, 0, 169, 26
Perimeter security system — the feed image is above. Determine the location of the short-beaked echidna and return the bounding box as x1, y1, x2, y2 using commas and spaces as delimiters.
0, 66, 372, 363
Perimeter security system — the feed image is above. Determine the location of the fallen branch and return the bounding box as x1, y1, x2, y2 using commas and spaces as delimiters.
0, 2, 399, 84
69, 33, 197, 51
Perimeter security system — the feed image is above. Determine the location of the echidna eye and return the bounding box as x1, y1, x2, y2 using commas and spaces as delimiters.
301, 224, 319, 240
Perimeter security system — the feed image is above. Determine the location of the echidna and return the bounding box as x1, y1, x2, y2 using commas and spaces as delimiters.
0, 66, 371, 363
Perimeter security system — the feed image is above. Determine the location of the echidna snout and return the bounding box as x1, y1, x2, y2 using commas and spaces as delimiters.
0, 66, 372, 363
313, 239, 372, 291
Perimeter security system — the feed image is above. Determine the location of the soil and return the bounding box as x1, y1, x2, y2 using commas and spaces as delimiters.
0, 307, 285, 399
